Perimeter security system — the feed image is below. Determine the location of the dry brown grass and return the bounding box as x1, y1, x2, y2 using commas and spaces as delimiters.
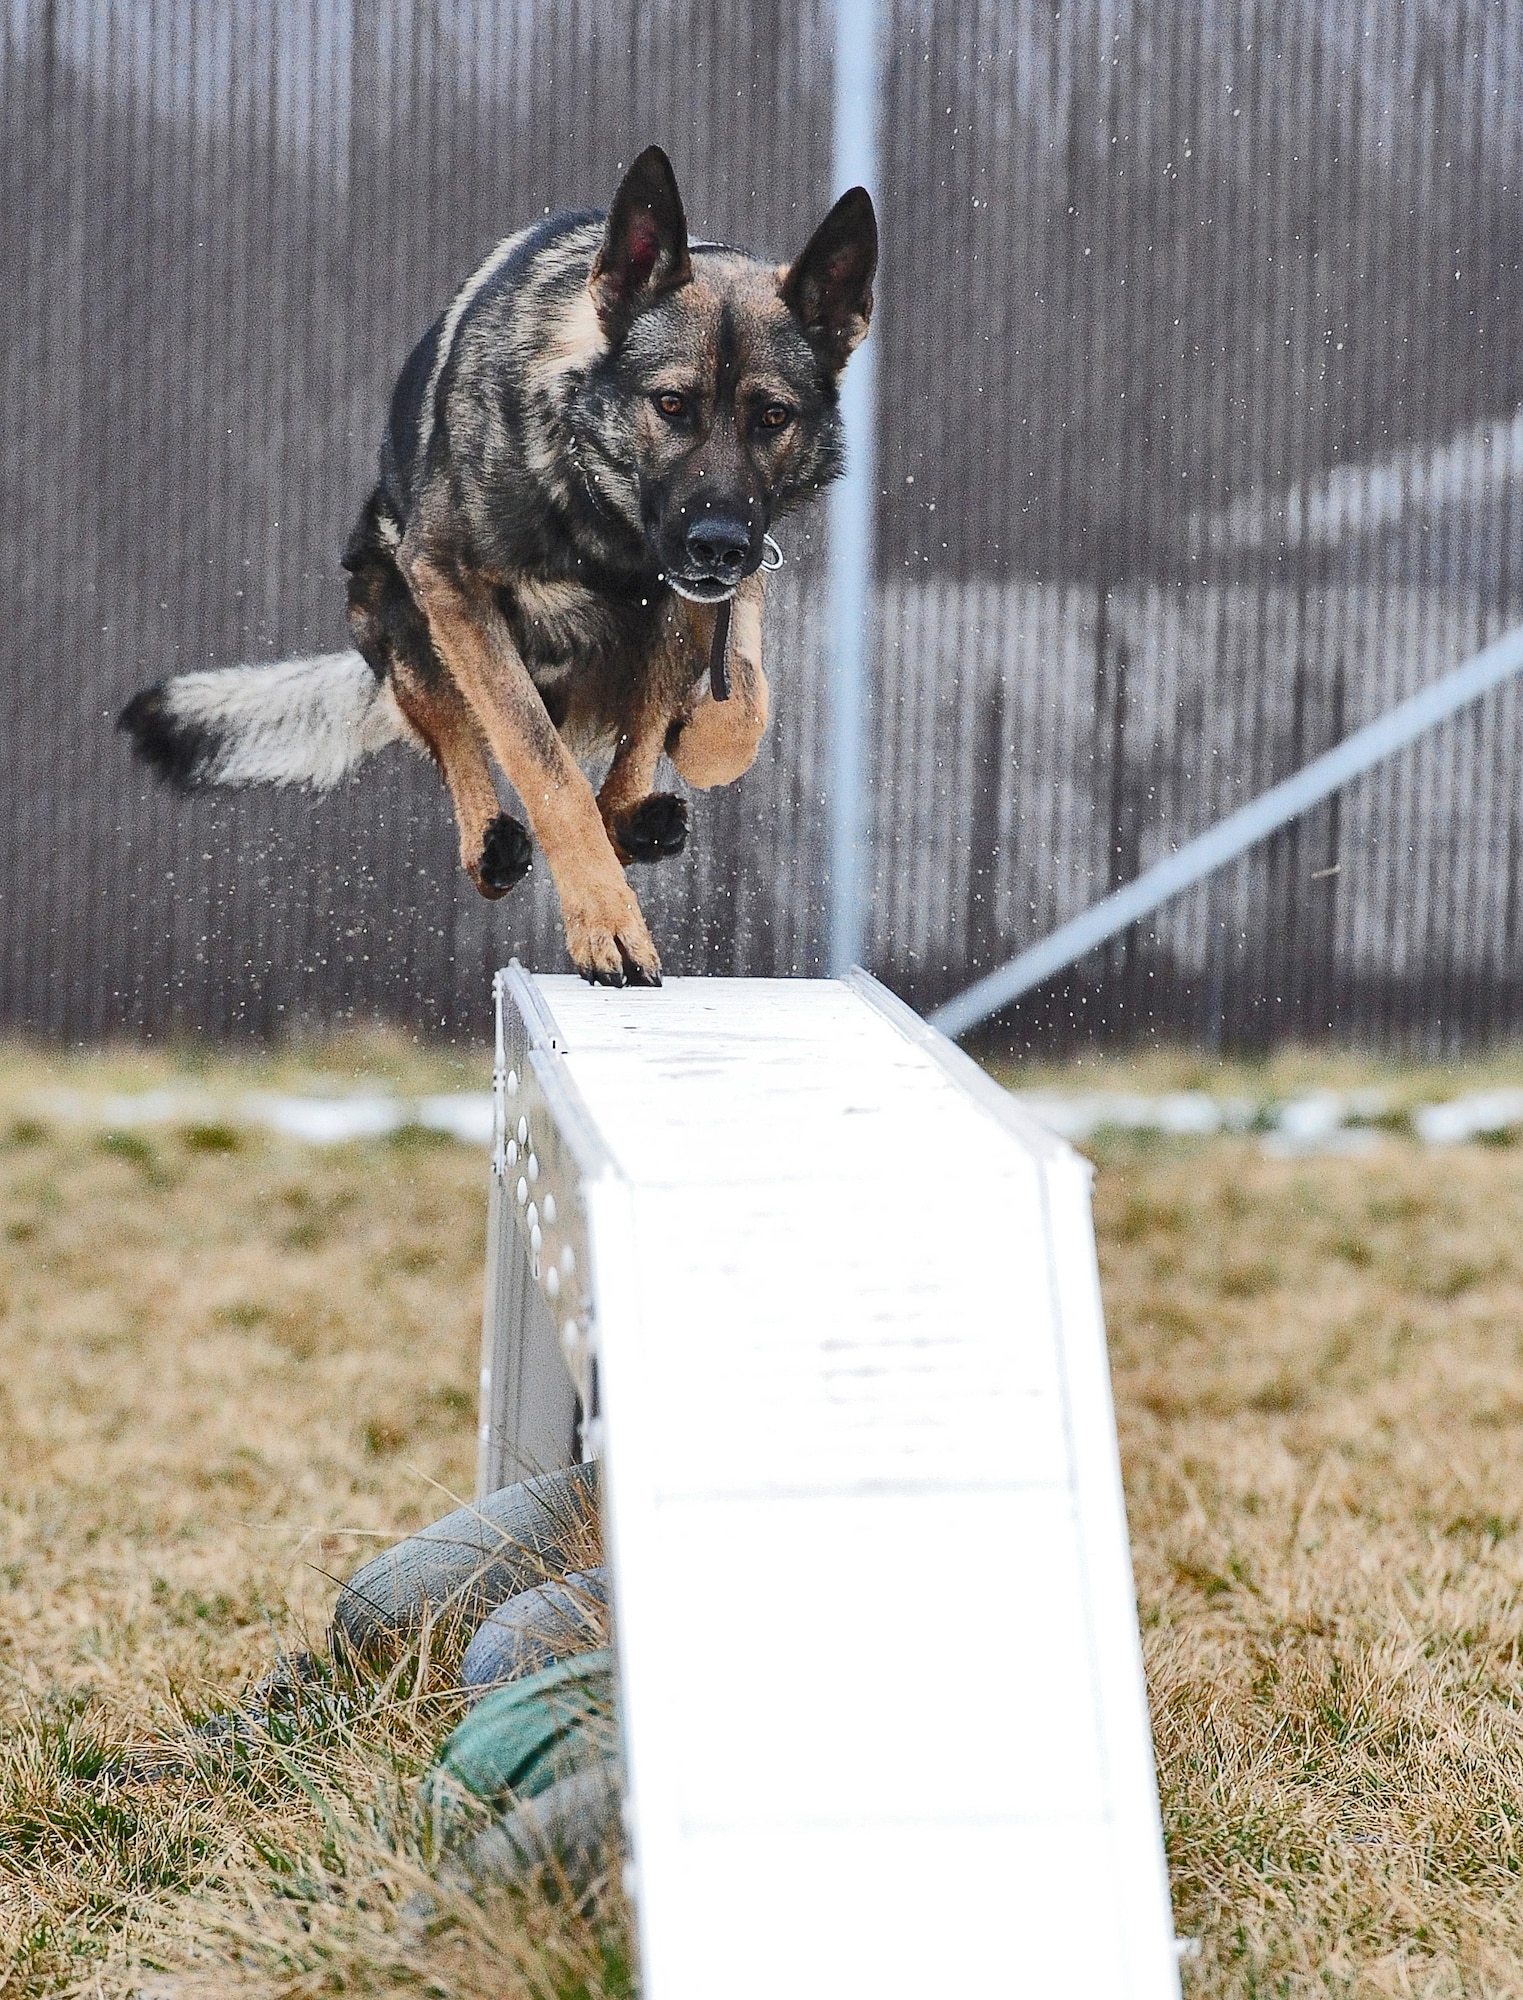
0, 1034, 628, 1998
8, 1035, 1523, 1994
1096, 1126, 1523, 1998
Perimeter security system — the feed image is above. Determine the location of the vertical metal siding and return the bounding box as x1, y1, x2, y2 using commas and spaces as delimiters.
1, 0, 1521, 1047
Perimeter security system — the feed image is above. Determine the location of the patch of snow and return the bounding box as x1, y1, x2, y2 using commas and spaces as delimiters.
1262, 1126, 1380, 1159
241, 1095, 405, 1144
1274, 1092, 1347, 1142
20, 1087, 496, 1148
1412, 1089, 1523, 1146
416, 1093, 495, 1146
1013, 1089, 1226, 1138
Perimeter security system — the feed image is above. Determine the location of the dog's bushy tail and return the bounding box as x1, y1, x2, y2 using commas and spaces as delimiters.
118, 652, 416, 792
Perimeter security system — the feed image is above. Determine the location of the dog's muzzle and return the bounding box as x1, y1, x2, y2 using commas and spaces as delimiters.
663, 524, 783, 600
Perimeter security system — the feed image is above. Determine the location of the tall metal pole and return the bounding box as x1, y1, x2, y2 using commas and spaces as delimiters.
827, 0, 879, 975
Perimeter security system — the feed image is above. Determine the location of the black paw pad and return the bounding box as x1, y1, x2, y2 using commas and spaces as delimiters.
475, 813, 533, 898
616, 793, 688, 864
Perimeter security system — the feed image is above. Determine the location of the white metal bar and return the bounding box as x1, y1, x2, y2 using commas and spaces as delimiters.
827, 0, 879, 975
931, 619, 1523, 1038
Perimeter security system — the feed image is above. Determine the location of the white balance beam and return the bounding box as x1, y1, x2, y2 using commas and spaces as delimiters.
478, 966, 1179, 1999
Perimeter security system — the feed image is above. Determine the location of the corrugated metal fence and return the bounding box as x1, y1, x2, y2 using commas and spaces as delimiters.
3, 0, 1522, 1047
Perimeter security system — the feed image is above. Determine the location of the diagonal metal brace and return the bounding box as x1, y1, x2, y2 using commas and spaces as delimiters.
932, 620, 1523, 1040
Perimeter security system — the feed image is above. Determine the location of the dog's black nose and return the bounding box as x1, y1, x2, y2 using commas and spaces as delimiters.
685, 517, 750, 581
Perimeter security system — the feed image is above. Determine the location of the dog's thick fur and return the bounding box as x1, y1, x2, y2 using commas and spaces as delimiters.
120, 148, 876, 985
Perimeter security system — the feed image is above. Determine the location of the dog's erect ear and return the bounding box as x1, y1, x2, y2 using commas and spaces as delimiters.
590, 146, 692, 329
781, 187, 877, 370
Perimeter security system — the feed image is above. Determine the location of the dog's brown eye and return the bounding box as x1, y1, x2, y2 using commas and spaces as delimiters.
654, 392, 686, 419
760, 402, 793, 431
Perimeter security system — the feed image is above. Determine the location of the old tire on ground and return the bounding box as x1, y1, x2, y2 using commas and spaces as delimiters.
330, 1462, 599, 1664
459, 1566, 609, 1697
461, 1758, 623, 1893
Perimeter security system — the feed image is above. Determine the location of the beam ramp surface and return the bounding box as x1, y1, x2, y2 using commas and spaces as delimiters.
479, 968, 1178, 1998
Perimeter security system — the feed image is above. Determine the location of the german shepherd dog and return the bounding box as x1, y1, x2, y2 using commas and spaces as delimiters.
120, 148, 877, 986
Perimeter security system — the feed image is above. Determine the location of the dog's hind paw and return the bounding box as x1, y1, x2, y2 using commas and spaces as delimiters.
470, 813, 533, 899
612, 793, 688, 865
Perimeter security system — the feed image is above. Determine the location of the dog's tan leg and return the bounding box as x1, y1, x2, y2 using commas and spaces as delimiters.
406, 552, 662, 985
389, 662, 531, 899
666, 569, 771, 789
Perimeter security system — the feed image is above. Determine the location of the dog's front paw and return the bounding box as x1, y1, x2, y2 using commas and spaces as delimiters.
469, 813, 533, 899
612, 793, 688, 865
562, 882, 662, 988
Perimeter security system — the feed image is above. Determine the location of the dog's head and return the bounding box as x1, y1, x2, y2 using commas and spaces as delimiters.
569, 146, 877, 601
